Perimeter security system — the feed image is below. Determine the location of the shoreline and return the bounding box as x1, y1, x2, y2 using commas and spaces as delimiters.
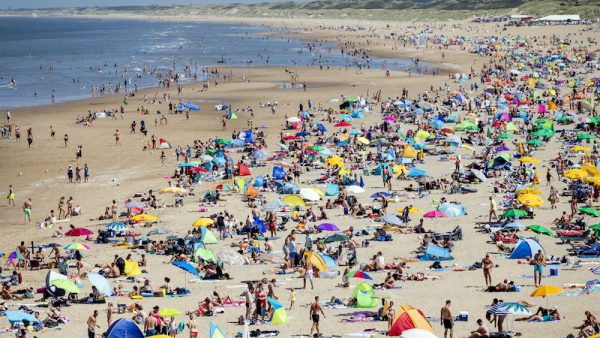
0, 13, 464, 109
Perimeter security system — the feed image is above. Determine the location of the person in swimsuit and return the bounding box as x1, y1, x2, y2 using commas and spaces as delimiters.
303, 257, 314, 290
186, 314, 198, 338
481, 254, 493, 288
7, 184, 15, 206
23, 198, 32, 224
440, 300, 454, 338
309, 296, 325, 336
87, 310, 99, 338
533, 250, 545, 287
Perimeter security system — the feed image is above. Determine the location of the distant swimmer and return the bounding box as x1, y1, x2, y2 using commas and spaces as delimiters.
11, 78, 16, 87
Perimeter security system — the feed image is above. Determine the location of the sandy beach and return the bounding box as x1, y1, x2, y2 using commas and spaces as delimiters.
0, 14, 599, 338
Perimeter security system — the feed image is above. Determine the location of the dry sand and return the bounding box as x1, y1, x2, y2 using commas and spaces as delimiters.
0, 16, 598, 338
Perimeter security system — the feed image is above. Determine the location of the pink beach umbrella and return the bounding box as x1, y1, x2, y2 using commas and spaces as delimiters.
384, 116, 396, 122
423, 210, 448, 218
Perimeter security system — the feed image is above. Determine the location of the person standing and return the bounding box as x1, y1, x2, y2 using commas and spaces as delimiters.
114, 129, 121, 146
160, 151, 166, 167
440, 300, 454, 338
63, 134, 69, 148
23, 198, 32, 224
481, 254, 493, 288
84, 164, 89, 182
186, 313, 198, 338
309, 296, 325, 336
7, 184, 15, 206
87, 310, 100, 338
533, 249, 546, 287
488, 196, 497, 222
303, 256, 314, 290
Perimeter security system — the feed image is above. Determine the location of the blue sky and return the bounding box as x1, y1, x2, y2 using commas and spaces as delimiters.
2, 0, 299, 10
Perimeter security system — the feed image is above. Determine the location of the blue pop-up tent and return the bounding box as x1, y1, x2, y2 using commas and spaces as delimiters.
106, 318, 143, 338
509, 238, 545, 259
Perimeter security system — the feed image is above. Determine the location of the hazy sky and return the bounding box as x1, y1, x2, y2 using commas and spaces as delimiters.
2, 0, 298, 10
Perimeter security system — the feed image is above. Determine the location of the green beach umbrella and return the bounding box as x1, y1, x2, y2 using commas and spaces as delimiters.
501, 209, 528, 219
588, 224, 600, 231
52, 279, 80, 294
498, 133, 515, 139
556, 116, 572, 123
216, 138, 233, 145
576, 132, 596, 140
194, 248, 215, 262
527, 139, 545, 146
3, 251, 25, 260
578, 207, 600, 217
526, 225, 555, 237
532, 129, 554, 138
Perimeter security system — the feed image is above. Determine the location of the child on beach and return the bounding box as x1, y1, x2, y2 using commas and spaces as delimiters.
289, 289, 296, 310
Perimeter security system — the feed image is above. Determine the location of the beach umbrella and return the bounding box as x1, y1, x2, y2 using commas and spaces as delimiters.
423, 210, 447, 218
268, 297, 287, 324
325, 156, 344, 168
3, 251, 25, 260
517, 194, 544, 208
286, 116, 300, 123
576, 132, 596, 140
569, 145, 590, 152
106, 222, 128, 231
299, 188, 320, 201
344, 270, 373, 280
159, 187, 187, 194
589, 224, 600, 231
64, 243, 91, 251
323, 233, 350, 243
438, 203, 465, 217
579, 207, 600, 217
87, 272, 113, 296
489, 302, 531, 316
172, 261, 199, 276
526, 225, 555, 237
52, 279, 80, 293
309, 188, 325, 196
130, 214, 158, 222
501, 209, 528, 219
518, 156, 540, 163
334, 121, 352, 127
530, 285, 563, 297
346, 185, 365, 194
380, 214, 403, 226
5, 310, 40, 324
356, 136, 370, 145
527, 139, 544, 146
125, 201, 145, 209
217, 250, 248, 266
209, 322, 228, 338
192, 218, 214, 227
178, 162, 197, 168
400, 329, 439, 338
159, 308, 182, 317
282, 195, 306, 207
65, 227, 94, 237
498, 133, 514, 139
565, 169, 589, 180
315, 223, 339, 232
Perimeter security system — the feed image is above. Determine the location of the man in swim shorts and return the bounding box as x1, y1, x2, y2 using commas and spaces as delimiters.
533, 249, 545, 287
309, 296, 325, 336
7, 184, 15, 206
440, 300, 454, 338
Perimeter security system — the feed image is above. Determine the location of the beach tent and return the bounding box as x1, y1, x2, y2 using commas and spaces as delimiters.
246, 185, 258, 198
420, 244, 453, 261
304, 252, 328, 271
209, 322, 228, 338
272, 166, 287, 180
282, 194, 305, 207
373, 163, 390, 175
403, 145, 417, 158
438, 203, 466, 217
388, 305, 433, 336
325, 184, 339, 196
217, 250, 249, 266
106, 318, 144, 338
509, 238, 545, 259
200, 227, 218, 244
407, 168, 429, 178
268, 297, 288, 324
237, 164, 251, 176
280, 183, 300, 194
124, 261, 142, 277
262, 199, 286, 212
352, 282, 378, 308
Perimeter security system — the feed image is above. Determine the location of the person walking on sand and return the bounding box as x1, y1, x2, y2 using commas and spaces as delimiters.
7, 184, 15, 206
309, 296, 325, 336
63, 134, 69, 148
303, 257, 314, 290
23, 198, 32, 224
488, 196, 497, 222
160, 151, 166, 167
440, 300, 454, 338
114, 129, 121, 146
106, 302, 114, 327
533, 249, 545, 287
186, 314, 198, 338
482, 254, 493, 288
87, 309, 100, 338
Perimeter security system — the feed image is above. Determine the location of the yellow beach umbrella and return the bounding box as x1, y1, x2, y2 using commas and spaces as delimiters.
564, 169, 589, 180
518, 156, 540, 163
159, 187, 187, 194
159, 308, 183, 316
282, 195, 306, 208
325, 156, 344, 169
192, 218, 214, 227
356, 136, 370, 145
530, 285, 563, 297
130, 214, 158, 222
569, 145, 589, 152
587, 176, 600, 186
515, 188, 541, 196
517, 194, 544, 208
581, 164, 600, 177
304, 252, 328, 271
